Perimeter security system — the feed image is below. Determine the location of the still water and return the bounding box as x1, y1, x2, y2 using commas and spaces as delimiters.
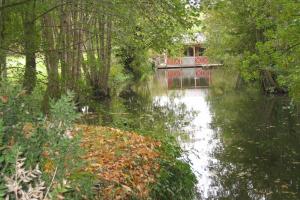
155, 88, 218, 199
154, 68, 300, 200
92, 68, 300, 199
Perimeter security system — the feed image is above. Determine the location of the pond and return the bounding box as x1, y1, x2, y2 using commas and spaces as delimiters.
87, 68, 300, 200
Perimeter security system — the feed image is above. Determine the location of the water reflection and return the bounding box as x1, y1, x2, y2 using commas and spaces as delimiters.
156, 68, 212, 89
208, 93, 300, 200
155, 68, 300, 200
86, 68, 300, 200
155, 68, 220, 199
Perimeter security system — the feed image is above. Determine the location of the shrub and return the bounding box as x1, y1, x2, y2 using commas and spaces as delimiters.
4, 150, 45, 200
0, 85, 94, 199
150, 159, 197, 200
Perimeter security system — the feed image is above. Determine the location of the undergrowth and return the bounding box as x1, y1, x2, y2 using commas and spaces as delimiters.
84, 87, 198, 200
0, 84, 95, 199
0, 82, 197, 200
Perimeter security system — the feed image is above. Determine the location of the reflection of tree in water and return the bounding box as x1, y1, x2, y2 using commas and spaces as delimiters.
85, 83, 195, 137
208, 91, 300, 200
116, 85, 195, 134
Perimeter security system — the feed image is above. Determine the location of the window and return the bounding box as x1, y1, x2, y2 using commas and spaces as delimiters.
184, 47, 194, 57
196, 47, 205, 56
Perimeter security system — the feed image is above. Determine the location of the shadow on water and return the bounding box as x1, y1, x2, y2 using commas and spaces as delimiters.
83, 68, 300, 200
208, 91, 300, 200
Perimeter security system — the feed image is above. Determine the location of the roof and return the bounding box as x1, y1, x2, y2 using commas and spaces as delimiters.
182, 33, 206, 45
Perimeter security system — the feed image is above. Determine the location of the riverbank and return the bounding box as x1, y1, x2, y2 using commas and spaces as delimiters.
0, 85, 197, 200
78, 125, 161, 199
75, 123, 197, 200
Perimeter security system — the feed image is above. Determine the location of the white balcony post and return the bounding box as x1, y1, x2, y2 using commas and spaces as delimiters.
193, 46, 196, 57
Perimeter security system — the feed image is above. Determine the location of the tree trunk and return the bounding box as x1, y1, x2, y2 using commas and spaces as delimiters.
60, 0, 72, 92
260, 70, 285, 94
85, 28, 97, 87
103, 16, 112, 95
60, 0, 83, 93
235, 73, 244, 90
71, 2, 83, 92
22, 1, 37, 93
0, 0, 7, 80
41, 12, 60, 112
97, 14, 106, 97
98, 15, 112, 98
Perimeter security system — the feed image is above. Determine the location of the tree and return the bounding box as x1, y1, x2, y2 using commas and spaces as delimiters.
0, 0, 195, 101
22, 0, 38, 93
0, 0, 7, 80
202, 0, 300, 99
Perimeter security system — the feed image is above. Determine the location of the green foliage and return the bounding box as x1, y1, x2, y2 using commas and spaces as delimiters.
203, 0, 300, 99
116, 45, 153, 81
0, 119, 3, 146
1, 0, 196, 99
0, 78, 198, 199
0, 84, 94, 199
150, 159, 197, 200
109, 63, 131, 94
49, 91, 80, 130
1, 0, 201, 198
40, 93, 92, 199
0, 119, 6, 199
0, 84, 43, 143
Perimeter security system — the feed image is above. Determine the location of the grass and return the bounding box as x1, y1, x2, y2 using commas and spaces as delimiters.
6, 55, 48, 85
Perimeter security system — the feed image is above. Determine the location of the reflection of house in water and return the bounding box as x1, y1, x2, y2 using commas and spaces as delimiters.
155, 33, 219, 89
158, 68, 212, 89
155, 33, 221, 69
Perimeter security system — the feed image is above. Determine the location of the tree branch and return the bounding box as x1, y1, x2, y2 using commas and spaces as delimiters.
0, 0, 32, 11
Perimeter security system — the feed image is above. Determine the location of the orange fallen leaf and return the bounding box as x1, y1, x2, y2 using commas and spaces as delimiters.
0, 96, 8, 103
75, 124, 161, 199
43, 159, 55, 173
23, 122, 34, 138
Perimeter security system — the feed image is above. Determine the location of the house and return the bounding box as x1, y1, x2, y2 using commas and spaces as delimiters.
155, 33, 221, 69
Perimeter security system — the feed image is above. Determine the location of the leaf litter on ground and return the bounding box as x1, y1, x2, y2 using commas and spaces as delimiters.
78, 125, 161, 199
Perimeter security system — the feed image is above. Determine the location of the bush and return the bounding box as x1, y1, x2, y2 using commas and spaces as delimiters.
116, 45, 154, 82
0, 85, 95, 199
109, 63, 131, 95
150, 159, 197, 200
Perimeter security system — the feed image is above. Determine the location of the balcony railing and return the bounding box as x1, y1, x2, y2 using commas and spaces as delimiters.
165, 56, 209, 67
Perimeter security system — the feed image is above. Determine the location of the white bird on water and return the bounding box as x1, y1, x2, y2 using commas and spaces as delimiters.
81, 106, 89, 114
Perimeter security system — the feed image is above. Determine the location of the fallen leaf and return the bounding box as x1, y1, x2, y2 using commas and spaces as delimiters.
75, 125, 161, 199
23, 123, 34, 138
122, 184, 133, 193
0, 96, 8, 103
